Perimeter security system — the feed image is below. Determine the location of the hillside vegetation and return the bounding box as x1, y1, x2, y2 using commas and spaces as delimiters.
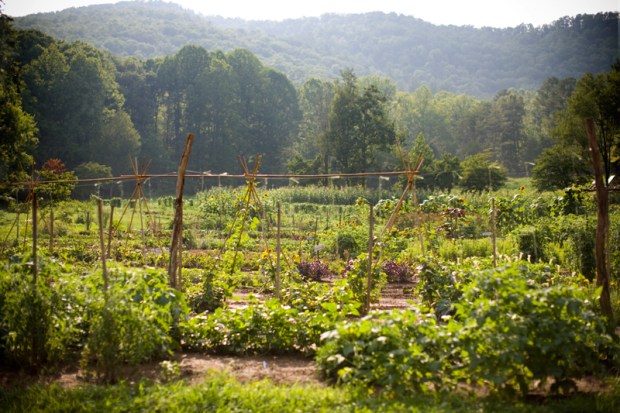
12, 1, 618, 97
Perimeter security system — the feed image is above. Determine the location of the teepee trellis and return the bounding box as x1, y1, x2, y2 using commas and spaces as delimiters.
381, 152, 424, 238
220, 154, 275, 276
111, 158, 155, 253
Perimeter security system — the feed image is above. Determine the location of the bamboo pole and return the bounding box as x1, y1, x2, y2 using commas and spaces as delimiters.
169, 133, 194, 289
585, 118, 613, 320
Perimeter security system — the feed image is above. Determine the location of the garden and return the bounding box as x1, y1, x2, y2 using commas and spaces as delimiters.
1, 178, 619, 412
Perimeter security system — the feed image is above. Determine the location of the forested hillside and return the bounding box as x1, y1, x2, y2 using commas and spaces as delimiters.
12, 1, 618, 97
2, 1, 619, 196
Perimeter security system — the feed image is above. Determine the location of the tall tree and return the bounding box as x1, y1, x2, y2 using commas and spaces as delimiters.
539, 63, 620, 190
294, 78, 334, 175
483, 89, 526, 175
21, 40, 136, 173
0, 12, 38, 186
326, 69, 396, 185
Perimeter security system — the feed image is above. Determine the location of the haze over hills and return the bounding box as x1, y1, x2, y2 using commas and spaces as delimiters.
12, 1, 619, 97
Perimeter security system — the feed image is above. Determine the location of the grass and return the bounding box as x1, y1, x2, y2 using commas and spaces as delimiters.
1, 374, 619, 413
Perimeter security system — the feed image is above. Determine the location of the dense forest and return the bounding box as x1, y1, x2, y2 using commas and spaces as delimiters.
1, 1, 619, 198
12, 1, 618, 97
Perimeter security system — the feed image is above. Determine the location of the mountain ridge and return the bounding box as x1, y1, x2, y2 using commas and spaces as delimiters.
12, 1, 619, 97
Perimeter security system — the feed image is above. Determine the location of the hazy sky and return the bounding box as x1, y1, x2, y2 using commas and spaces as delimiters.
3, 0, 618, 27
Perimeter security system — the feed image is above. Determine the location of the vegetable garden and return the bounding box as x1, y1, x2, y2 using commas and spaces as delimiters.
1, 173, 620, 411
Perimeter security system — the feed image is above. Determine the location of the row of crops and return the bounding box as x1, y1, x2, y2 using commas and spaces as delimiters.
0, 182, 619, 398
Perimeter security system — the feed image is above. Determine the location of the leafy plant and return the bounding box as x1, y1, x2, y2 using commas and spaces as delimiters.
381, 260, 414, 283
343, 255, 387, 308
455, 264, 619, 396
316, 308, 462, 393
82, 267, 187, 382
297, 260, 332, 282
0, 257, 85, 370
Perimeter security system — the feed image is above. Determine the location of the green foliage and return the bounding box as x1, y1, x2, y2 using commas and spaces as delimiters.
495, 193, 548, 234
459, 153, 507, 193
326, 70, 396, 183
34, 159, 77, 204
532, 144, 591, 191
342, 255, 387, 307
316, 308, 458, 393
318, 262, 619, 397
81, 267, 187, 381
0, 257, 85, 369
185, 269, 234, 314
414, 256, 476, 318
72, 161, 112, 200
456, 264, 618, 396
0, 15, 38, 186
3, 374, 620, 413
269, 185, 392, 206
182, 295, 355, 356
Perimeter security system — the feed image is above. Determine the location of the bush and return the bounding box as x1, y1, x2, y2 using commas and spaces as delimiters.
182, 297, 356, 356
343, 255, 386, 309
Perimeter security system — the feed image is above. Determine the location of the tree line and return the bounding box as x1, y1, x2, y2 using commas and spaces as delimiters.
1, 7, 619, 197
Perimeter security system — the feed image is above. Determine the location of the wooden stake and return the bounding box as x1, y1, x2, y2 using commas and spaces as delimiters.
275, 202, 282, 299
49, 206, 54, 253
491, 198, 497, 267
107, 205, 115, 256
98, 199, 108, 301
365, 205, 374, 314
32, 195, 38, 283
169, 133, 194, 289
585, 118, 613, 320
